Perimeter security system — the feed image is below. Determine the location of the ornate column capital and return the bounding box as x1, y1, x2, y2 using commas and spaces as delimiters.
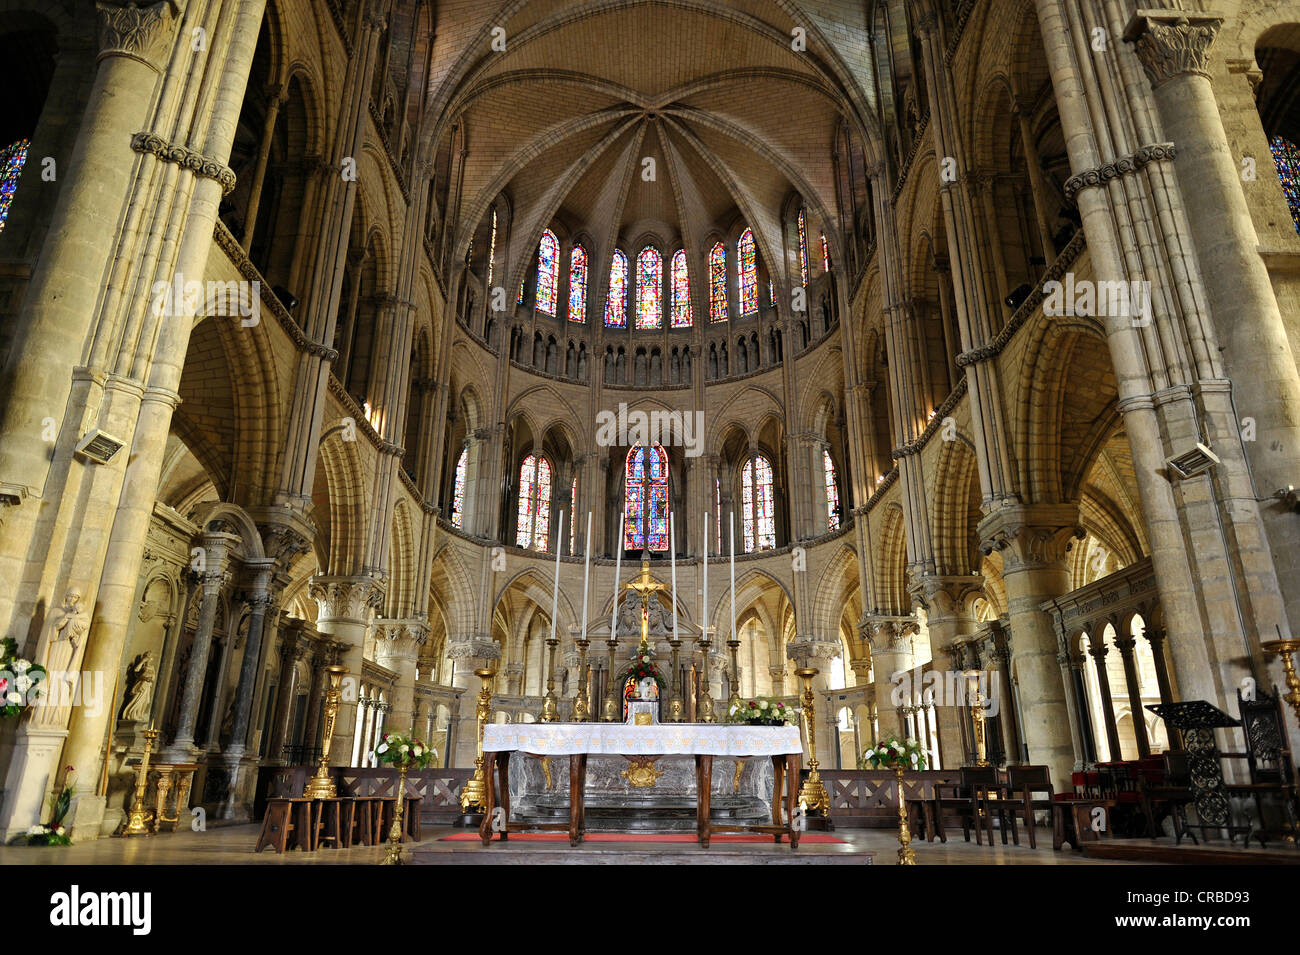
863, 615, 919, 654
309, 574, 385, 622
1124, 11, 1223, 89
445, 634, 501, 662
911, 574, 984, 620
977, 504, 1083, 574
786, 636, 841, 667
96, 0, 178, 73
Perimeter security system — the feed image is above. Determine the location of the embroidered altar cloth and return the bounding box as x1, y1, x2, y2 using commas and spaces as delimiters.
482, 722, 802, 757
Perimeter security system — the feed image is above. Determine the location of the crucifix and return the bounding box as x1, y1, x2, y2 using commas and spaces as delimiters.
625, 556, 664, 654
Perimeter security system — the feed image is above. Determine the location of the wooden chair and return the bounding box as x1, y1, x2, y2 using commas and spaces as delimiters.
1138, 751, 1196, 844
311, 797, 349, 850
255, 797, 312, 853
350, 796, 381, 847
930, 767, 999, 845
1225, 687, 1300, 846
1004, 765, 1054, 848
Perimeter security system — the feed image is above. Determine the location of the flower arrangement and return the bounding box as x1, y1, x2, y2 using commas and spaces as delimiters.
10, 766, 74, 846
617, 652, 666, 692
372, 732, 436, 771
728, 697, 800, 726
860, 733, 927, 770
0, 636, 45, 719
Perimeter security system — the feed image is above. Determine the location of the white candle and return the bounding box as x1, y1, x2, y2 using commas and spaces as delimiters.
701, 510, 708, 639
670, 512, 678, 640
580, 511, 592, 641
550, 510, 563, 641
609, 508, 626, 638
729, 510, 736, 643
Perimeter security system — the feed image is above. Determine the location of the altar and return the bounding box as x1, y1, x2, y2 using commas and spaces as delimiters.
479, 723, 804, 847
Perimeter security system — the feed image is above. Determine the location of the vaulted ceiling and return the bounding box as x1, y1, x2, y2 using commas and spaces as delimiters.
418, 0, 880, 295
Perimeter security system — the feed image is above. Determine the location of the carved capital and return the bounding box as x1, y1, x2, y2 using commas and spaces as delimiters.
96, 0, 178, 72
978, 505, 1083, 573
911, 574, 984, 619
131, 132, 238, 195
1124, 12, 1222, 89
445, 634, 501, 661
309, 574, 385, 622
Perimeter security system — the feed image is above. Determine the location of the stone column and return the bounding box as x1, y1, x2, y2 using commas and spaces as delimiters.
310, 575, 383, 767
1143, 626, 1176, 708
985, 621, 1022, 764
446, 634, 500, 767
980, 507, 1081, 786
240, 82, 286, 251
164, 532, 237, 761
915, 575, 983, 769
1113, 635, 1151, 758
866, 618, 917, 738
1087, 634, 1123, 762
266, 618, 305, 764
373, 618, 426, 734
223, 561, 279, 760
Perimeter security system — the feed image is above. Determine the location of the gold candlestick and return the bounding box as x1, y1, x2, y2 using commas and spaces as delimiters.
458, 668, 495, 813
122, 726, 158, 837
573, 638, 591, 721
304, 665, 347, 799
893, 764, 917, 865
668, 636, 683, 722
726, 637, 742, 713
1262, 638, 1300, 726
603, 638, 619, 722
968, 670, 989, 767
698, 628, 716, 723
381, 762, 410, 865
541, 637, 559, 722
795, 667, 830, 815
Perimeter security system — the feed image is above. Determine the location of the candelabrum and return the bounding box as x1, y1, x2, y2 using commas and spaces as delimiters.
1262, 637, 1300, 728
726, 636, 742, 714
381, 762, 411, 866
603, 638, 619, 722
122, 726, 158, 837
794, 667, 830, 816
667, 636, 684, 722
573, 638, 591, 722
698, 628, 716, 723
304, 665, 348, 799
893, 764, 917, 865
968, 670, 989, 768
458, 668, 495, 813
540, 636, 559, 723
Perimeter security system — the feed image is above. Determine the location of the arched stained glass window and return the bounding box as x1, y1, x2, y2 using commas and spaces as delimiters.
535, 229, 560, 315
516, 453, 553, 551
708, 242, 728, 323
451, 447, 469, 528
670, 249, 692, 328
605, 250, 628, 328
741, 454, 776, 552
624, 445, 669, 552
797, 208, 809, 287
486, 208, 497, 287
0, 139, 31, 234
823, 449, 841, 532
517, 277, 525, 305
768, 280, 775, 307
569, 477, 579, 556
738, 228, 757, 315
1271, 135, 1300, 235
568, 244, 587, 322
636, 246, 662, 329
821, 232, 831, 272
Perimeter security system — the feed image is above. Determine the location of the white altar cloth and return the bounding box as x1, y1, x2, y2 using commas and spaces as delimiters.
482, 722, 802, 757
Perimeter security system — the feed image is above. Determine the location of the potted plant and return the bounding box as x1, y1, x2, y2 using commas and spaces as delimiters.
10, 766, 75, 846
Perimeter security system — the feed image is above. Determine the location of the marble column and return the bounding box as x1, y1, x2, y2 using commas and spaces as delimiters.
1087, 634, 1123, 762
224, 561, 279, 760
1113, 635, 1151, 758
310, 575, 383, 767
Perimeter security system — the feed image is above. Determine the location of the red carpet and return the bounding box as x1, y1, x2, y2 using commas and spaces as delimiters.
440, 832, 846, 843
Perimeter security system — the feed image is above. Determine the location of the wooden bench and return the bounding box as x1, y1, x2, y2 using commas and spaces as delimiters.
255, 797, 313, 853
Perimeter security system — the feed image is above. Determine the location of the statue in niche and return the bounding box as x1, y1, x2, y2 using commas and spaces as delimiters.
120, 651, 156, 723
35, 588, 90, 725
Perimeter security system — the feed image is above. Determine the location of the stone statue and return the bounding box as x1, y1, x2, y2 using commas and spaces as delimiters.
34, 588, 90, 725
120, 651, 156, 722
617, 595, 640, 640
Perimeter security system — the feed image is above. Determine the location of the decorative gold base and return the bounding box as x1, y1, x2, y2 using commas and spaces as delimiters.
698, 693, 716, 724
302, 768, 337, 800
894, 765, 917, 865
459, 756, 487, 813
381, 766, 410, 865
797, 766, 830, 816
602, 695, 618, 722
668, 697, 684, 723
620, 756, 664, 788
540, 689, 559, 722
121, 808, 153, 837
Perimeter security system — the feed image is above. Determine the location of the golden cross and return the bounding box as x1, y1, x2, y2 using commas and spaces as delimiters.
626, 557, 665, 652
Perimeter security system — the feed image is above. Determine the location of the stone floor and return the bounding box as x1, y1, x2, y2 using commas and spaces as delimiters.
0, 823, 1138, 865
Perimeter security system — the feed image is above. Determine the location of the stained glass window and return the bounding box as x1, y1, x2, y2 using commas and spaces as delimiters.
568, 244, 587, 323
605, 249, 628, 327
670, 249, 692, 328
823, 449, 840, 532
0, 139, 30, 234
451, 448, 469, 528
636, 246, 662, 330
768, 279, 775, 307
486, 208, 497, 287
737, 228, 757, 315
821, 232, 831, 272
797, 208, 809, 287
570, 477, 578, 555
518, 277, 525, 305
1271, 135, 1300, 236
624, 445, 669, 552
741, 454, 776, 553
516, 453, 553, 551
709, 242, 727, 323
535, 229, 559, 315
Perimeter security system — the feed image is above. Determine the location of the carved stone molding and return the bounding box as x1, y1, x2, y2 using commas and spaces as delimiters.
786, 636, 841, 667
96, 0, 177, 72
445, 634, 502, 661
912, 574, 985, 619
863, 615, 919, 653
1063, 142, 1176, 204
309, 574, 384, 622
1124, 12, 1222, 89
978, 506, 1084, 574
374, 617, 430, 649
131, 132, 238, 196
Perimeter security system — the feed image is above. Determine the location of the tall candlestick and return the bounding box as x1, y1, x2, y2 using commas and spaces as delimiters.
609, 508, 626, 637
670, 512, 678, 640
549, 511, 563, 641
580, 511, 592, 640
729, 511, 736, 641
701, 510, 708, 632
